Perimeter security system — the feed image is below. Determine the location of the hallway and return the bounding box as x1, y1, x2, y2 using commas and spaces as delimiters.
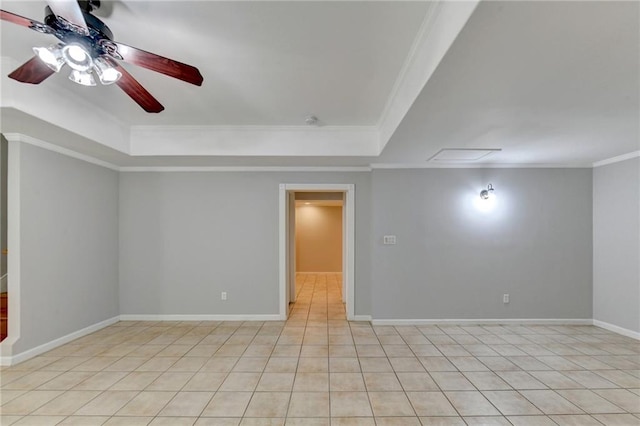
289, 272, 345, 324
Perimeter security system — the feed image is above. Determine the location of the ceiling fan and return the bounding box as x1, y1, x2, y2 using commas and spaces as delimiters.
0, 0, 204, 113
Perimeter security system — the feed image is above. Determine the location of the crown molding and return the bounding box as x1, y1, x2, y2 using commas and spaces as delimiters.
4, 136, 372, 172
367, 1, 438, 145
1, 58, 129, 154
130, 124, 375, 133
120, 166, 372, 172
129, 125, 379, 157
6, 133, 603, 171
370, 162, 593, 170
377, 0, 481, 152
3, 133, 120, 171
592, 151, 640, 167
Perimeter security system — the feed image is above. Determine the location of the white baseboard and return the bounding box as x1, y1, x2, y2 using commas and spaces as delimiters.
119, 314, 284, 321
296, 272, 342, 275
593, 319, 640, 340
8, 315, 634, 367
371, 318, 594, 326
0, 274, 6, 293
352, 315, 372, 322
0, 316, 119, 366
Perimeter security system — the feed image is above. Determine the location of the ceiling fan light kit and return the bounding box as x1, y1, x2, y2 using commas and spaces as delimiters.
1, 0, 204, 112
93, 56, 121, 85
61, 42, 94, 71
69, 68, 96, 86
33, 42, 122, 86
32, 45, 65, 72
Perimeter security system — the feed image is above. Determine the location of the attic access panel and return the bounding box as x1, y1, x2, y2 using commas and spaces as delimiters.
428, 148, 501, 162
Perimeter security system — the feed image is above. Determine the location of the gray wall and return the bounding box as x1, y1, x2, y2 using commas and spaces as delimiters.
16, 143, 119, 353
11, 147, 615, 349
371, 168, 593, 320
1, 135, 7, 291
118, 172, 371, 316
593, 158, 640, 333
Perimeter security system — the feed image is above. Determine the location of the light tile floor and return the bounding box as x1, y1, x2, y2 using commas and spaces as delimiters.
1, 273, 639, 425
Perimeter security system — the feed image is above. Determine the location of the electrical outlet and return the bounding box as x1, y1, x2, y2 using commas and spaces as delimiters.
503, 294, 509, 304
383, 235, 397, 245
221, 292, 227, 301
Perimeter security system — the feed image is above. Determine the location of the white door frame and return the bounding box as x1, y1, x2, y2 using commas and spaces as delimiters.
278, 183, 355, 320
0, 139, 21, 365
287, 191, 296, 304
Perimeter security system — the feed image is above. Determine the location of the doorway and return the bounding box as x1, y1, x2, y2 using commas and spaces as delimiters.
293, 193, 343, 315
279, 184, 355, 320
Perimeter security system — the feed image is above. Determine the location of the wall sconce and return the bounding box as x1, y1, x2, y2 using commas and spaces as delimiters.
480, 184, 495, 200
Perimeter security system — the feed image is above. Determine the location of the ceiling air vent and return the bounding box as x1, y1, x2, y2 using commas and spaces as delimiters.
428, 148, 501, 162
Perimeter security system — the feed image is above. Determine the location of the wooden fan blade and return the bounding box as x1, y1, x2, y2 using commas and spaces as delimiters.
8, 57, 55, 84
1, 9, 53, 33
114, 64, 164, 113
46, 0, 88, 34
114, 42, 203, 86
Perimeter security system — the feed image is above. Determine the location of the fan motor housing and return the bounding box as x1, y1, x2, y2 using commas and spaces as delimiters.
44, 5, 114, 49
78, 0, 101, 13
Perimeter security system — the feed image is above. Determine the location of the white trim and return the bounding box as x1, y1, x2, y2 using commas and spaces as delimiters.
0, 316, 119, 366
593, 320, 640, 340
592, 151, 640, 167
119, 314, 283, 321
0, 141, 21, 357
279, 185, 288, 320
376, 1, 439, 144
353, 315, 372, 322
1, 57, 130, 154
377, 0, 480, 151
3, 134, 120, 171
279, 184, 356, 321
129, 126, 378, 157
371, 318, 594, 326
120, 166, 371, 173
370, 163, 593, 170
6, 132, 633, 171
295, 272, 342, 275
345, 185, 355, 321
131, 124, 375, 133
280, 184, 354, 192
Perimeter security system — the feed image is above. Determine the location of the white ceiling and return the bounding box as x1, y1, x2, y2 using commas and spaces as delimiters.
1, 0, 428, 126
1, 0, 638, 167
379, 0, 640, 166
